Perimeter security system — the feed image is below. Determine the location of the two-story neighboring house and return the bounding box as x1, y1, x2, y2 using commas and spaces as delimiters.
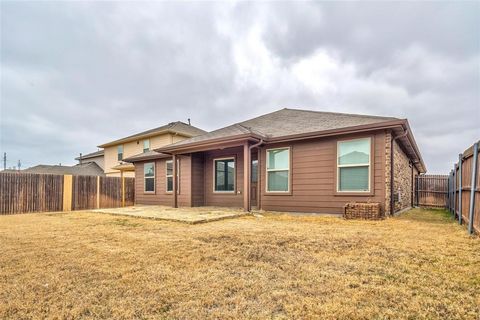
75, 150, 105, 169
98, 121, 206, 177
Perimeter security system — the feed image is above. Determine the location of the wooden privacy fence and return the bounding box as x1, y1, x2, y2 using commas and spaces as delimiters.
447, 141, 479, 235
0, 172, 135, 215
415, 175, 449, 208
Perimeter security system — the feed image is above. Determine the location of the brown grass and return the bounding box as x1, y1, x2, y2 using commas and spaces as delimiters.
0, 208, 479, 319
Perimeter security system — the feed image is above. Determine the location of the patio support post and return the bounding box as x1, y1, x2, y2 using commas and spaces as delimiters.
468, 142, 478, 234
243, 142, 250, 212
172, 154, 178, 208
458, 154, 463, 224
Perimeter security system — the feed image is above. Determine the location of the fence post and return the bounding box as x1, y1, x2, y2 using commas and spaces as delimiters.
62, 174, 73, 212
415, 176, 419, 207
449, 171, 453, 213
458, 154, 463, 224
468, 142, 478, 234
96, 176, 100, 209
453, 164, 457, 217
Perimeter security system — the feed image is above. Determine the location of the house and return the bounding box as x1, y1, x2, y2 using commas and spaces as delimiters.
75, 150, 105, 169
23, 163, 105, 176
97, 121, 206, 177
124, 108, 426, 215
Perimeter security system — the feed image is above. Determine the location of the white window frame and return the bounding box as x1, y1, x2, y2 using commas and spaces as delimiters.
143, 139, 150, 153
266, 147, 291, 193
213, 157, 236, 193
165, 160, 180, 193
336, 137, 371, 193
144, 162, 155, 193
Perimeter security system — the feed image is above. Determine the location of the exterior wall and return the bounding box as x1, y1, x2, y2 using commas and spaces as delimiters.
134, 155, 192, 207
258, 131, 388, 214
104, 133, 189, 176
203, 147, 245, 208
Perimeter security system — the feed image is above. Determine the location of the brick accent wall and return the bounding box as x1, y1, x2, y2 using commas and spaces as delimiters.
393, 139, 413, 212
385, 131, 416, 214
385, 132, 392, 215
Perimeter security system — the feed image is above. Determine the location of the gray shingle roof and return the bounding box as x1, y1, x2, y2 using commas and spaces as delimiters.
75, 149, 104, 160
98, 121, 206, 148
123, 150, 171, 163
160, 108, 398, 149
23, 162, 105, 176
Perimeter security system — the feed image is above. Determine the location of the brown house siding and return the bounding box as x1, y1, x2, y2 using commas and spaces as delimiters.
203, 146, 244, 208
134, 156, 192, 207
191, 152, 205, 207
259, 131, 387, 214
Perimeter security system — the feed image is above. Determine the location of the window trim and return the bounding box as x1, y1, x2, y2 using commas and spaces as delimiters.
265, 147, 291, 194
143, 162, 155, 194
213, 157, 236, 194
336, 137, 372, 194
143, 139, 150, 153
165, 159, 180, 194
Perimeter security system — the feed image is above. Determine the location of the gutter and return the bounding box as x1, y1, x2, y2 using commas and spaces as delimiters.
390, 127, 408, 215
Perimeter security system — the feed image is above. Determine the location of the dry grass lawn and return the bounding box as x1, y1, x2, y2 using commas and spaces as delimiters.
0, 208, 479, 319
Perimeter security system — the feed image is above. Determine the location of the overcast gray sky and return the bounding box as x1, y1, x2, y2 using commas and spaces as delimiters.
1, 1, 479, 173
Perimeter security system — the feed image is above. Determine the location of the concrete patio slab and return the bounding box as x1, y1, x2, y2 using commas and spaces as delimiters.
90, 205, 250, 224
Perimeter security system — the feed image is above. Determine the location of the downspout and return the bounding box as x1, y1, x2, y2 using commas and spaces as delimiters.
390, 128, 408, 216
247, 139, 264, 211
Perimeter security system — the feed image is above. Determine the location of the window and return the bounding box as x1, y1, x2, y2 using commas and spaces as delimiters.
266, 148, 290, 192
166, 160, 179, 193
143, 139, 150, 153
337, 138, 371, 192
117, 145, 123, 161
251, 160, 258, 182
144, 162, 155, 192
214, 158, 235, 192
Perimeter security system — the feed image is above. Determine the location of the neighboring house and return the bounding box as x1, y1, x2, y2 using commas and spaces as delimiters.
125, 108, 426, 215
97, 122, 206, 178
23, 163, 105, 176
75, 150, 105, 169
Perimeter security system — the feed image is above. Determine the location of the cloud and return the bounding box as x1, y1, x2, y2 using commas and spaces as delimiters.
0, 1, 478, 173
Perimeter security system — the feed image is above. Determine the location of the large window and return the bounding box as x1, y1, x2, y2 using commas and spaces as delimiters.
214, 158, 235, 192
117, 145, 123, 161
266, 148, 290, 192
337, 138, 371, 192
166, 160, 179, 193
143, 139, 150, 153
144, 162, 155, 192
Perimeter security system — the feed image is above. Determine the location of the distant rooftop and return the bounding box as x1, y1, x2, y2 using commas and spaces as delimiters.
23, 162, 105, 176
98, 121, 206, 148
75, 150, 104, 160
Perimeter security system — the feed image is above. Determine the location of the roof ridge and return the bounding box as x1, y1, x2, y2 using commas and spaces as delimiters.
282, 107, 398, 120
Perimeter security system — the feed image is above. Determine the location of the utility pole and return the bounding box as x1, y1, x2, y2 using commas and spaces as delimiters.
3, 152, 6, 171
17, 160, 21, 171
